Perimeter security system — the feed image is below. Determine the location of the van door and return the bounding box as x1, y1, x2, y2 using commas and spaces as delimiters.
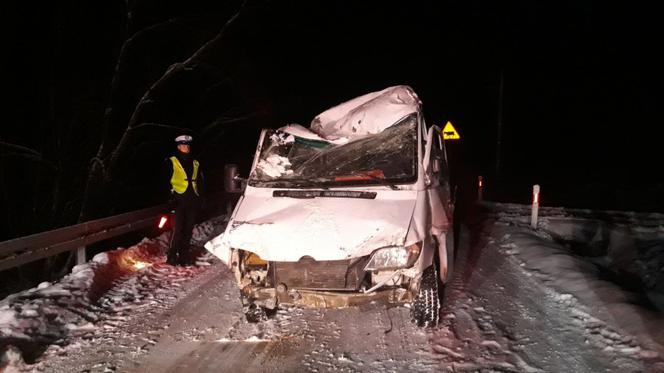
424, 126, 453, 282
424, 127, 451, 233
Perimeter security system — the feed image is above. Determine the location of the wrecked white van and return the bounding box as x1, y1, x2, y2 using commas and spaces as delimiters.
205, 85, 455, 326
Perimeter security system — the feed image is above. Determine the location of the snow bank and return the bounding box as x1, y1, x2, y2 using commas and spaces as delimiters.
484, 202, 664, 356
538, 214, 664, 310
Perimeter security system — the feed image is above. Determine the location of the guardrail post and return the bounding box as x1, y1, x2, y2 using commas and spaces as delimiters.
531, 184, 540, 228
76, 246, 86, 265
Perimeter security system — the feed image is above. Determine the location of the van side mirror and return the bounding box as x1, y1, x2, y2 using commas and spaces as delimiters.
224, 164, 245, 193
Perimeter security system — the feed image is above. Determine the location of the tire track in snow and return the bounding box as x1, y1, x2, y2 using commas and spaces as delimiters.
428, 214, 652, 372
430, 220, 543, 372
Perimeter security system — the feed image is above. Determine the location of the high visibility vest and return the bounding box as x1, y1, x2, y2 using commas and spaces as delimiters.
170, 156, 199, 195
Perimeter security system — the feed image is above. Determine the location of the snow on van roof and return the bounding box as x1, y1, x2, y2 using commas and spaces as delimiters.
279, 123, 349, 145
309, 85, 421, 142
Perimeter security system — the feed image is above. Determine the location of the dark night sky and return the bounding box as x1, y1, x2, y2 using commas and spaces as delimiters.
1, 0, 663, 239
3, 1, 660, 166
256, 1, 662, 186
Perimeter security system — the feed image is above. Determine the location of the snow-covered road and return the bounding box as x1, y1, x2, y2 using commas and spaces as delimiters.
2, 202, 663, 372
434, 206, 664, 372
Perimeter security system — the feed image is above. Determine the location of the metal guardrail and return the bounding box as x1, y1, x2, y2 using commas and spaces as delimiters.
0, 191, 233, 273
0, 205, 166, 272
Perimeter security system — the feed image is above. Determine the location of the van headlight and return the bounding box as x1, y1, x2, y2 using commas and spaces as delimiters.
364, 242, 422, 271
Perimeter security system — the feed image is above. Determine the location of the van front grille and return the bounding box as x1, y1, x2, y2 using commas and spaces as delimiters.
272, 256, 367, 290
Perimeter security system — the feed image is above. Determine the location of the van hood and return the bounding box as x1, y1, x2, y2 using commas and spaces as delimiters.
208, 188, 418, 262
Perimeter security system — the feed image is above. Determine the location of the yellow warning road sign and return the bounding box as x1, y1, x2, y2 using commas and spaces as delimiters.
441, 121, 461, 140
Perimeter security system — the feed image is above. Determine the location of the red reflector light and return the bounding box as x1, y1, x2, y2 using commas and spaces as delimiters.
158, 215, 168, 229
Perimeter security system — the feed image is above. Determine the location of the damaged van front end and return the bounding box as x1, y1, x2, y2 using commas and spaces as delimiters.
205, 85, 454, 326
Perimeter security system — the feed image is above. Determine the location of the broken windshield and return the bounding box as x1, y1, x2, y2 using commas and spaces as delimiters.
249, 113, 418, 188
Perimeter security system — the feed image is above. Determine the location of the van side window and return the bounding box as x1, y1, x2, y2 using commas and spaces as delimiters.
433, 130, 450, 184
426, 129, 452, 214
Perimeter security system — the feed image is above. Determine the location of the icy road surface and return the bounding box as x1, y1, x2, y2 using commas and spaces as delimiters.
5, 203, 664, 372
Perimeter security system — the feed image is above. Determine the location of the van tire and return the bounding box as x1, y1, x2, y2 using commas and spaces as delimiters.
410, 261, 441, 327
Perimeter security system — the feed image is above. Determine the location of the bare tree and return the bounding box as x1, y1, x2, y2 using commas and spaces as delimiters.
79, 0, 266, 222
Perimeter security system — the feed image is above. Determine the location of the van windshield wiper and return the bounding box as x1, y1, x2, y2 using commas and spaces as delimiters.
253, 178, 321, 187
255, 174, 402, 190
272, 190, 377, 199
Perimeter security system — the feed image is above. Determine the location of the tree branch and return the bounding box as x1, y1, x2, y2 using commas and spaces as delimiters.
0, 140, 43, 157
0, 142, 57, 171
107, 0, 252, 171
129, 122, 185, 132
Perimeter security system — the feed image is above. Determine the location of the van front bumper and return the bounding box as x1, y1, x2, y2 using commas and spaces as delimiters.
241, 284, 413, 309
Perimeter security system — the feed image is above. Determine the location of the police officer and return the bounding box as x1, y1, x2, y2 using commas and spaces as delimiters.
165, 134, 204, 266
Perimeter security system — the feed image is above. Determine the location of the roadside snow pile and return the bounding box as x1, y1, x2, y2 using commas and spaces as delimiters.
0, 215, 226, 370
484, 202, 664, 359
0, 257, 103, 366
538, 211, 664, 310
488, 201, 664, 309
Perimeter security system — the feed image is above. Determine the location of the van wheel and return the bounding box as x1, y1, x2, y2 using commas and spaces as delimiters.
410, 261, 441, 327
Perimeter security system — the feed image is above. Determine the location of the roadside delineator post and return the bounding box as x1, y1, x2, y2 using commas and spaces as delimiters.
477, 176, 484, 202
531, 184, 540, 228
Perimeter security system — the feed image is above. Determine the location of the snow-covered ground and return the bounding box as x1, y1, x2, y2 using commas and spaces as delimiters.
0, 216, 227, 372
1, 202, 663, 372
432, 202, 664, 372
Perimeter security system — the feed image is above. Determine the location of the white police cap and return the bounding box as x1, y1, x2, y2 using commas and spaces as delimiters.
175, 135, 193, 144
